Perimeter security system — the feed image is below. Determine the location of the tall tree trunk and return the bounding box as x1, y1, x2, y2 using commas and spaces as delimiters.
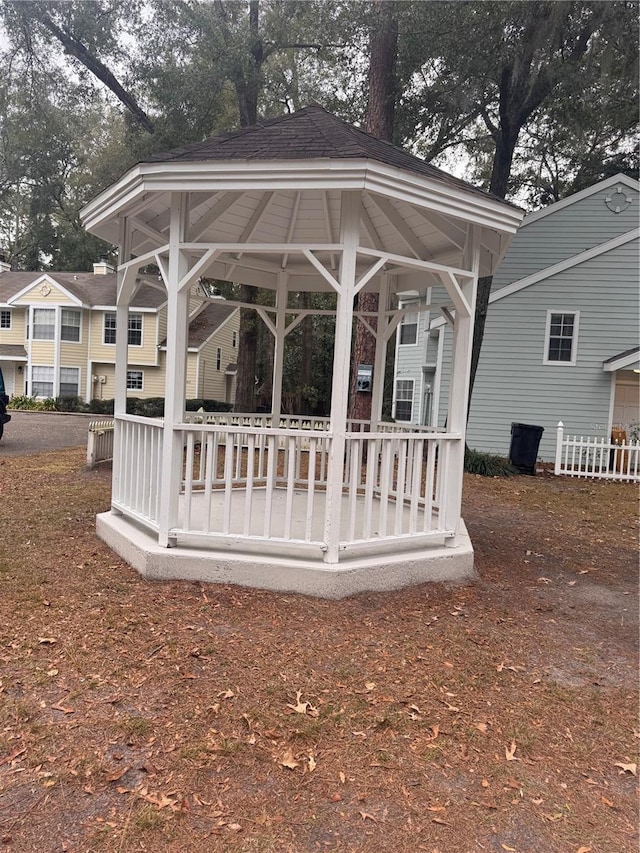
300, 291, 313, 413
234, 286, 258, 411
233, 0, 263, 411
468, 129, 518, 409
348, 0, 398, 423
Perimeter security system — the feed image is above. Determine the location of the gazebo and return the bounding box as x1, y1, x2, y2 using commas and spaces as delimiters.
81, 106, 522, 597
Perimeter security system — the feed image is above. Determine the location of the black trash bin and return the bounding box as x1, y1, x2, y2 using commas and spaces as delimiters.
508, 422, 544, 475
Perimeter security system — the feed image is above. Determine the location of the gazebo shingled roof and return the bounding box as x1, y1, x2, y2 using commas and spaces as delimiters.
144, 105, 517, 210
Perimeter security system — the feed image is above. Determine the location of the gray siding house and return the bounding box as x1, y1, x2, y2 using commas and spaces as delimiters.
392, 174, 639, 461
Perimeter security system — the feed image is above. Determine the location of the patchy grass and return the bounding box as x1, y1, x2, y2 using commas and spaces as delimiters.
0, 449, 637, 852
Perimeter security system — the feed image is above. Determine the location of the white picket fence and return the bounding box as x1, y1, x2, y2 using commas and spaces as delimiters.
86, 420, 114, 468
554, 421, 640, 483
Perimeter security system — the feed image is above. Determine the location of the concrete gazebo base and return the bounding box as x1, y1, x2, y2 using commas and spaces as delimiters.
97, 511, 475, 599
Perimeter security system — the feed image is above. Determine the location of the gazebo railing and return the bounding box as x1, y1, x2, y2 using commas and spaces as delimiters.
112, 414, 163, 525
111, 414, 460, 552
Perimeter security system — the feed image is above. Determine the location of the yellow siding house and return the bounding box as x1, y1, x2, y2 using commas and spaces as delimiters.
0, 260, 239, 404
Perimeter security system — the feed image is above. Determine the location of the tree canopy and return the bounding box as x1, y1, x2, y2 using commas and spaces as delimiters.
0, 0, 636, 412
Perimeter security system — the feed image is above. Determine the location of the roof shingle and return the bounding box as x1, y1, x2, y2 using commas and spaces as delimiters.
145, 105, 516, 208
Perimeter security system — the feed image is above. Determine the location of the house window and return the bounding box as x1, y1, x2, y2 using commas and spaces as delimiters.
32, 365, 54, 397
399, 304, 418, 345
126, 370, 143, 391
232, 331, 237, 348
545, 311, 579, 365
33, 308, 55, 340
59, 367, 80, 397
0, 310, 11, 329
394, 379, 414, 422
216, 347, 222, 370
104, 312, 143, 346
128, 314, 142, 346
61, 309, 81, 342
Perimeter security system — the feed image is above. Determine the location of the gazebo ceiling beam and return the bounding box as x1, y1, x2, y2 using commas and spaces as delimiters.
130, 216, 166, 248
415, 208, 467, 251
357, 246, 472, 280
120, 245, 171, 274
177, 249, 221, 293
437, 270, 472, 318
302, 250, 342, 293
360, 203, 385, 251
281, 191, 302, 270
355, 257, 386, 295
188, 191, 243, 242
365, 194, 431, 261
181, 242, 343, 253
212, 192, 276, 280
322, 191, 338, 270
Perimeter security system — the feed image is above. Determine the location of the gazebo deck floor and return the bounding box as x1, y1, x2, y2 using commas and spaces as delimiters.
176, 486, 445, 549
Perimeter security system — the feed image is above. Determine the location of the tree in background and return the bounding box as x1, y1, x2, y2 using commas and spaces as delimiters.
348, 0, 398, 422
0, 0, 636, 411
395, 0, 639, 403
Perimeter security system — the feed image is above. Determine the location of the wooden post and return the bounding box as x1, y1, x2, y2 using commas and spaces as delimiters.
111, 217, 133, 514
158, 193, 190, 548
443, 227, 479, 546
271, 272, 288, 418
554, 421, 564, 475
370, 272, 390, 427
324, 191, 360, 563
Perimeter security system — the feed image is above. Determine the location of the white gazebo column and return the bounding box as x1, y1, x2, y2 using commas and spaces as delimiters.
271, 272, 288, 418
444, 227, 480, 545
324, 191, 360, 563
158, 193, 190, 548
112, 218, 134, 515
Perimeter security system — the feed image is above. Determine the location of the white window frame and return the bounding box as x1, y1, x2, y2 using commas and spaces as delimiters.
31, 365, 54, 398
398, 301, 419, 346
32, 307, 56, 340
126, 370, 144, 391
232, 331, 237, 348
216, 347, 222, 370
543, 310, 579, 366
0, 309, 11, 329
393, 378, 414, 422
104, 312, 143, 347
60, 308, 81, 343
59, 366, 80, 398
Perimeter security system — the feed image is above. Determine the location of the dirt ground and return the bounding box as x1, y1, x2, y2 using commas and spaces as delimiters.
0, 449, 637, 853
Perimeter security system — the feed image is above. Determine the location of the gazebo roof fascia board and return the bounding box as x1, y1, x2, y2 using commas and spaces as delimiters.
82, 159, 523, 243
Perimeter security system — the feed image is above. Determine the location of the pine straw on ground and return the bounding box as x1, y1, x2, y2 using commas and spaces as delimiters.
0, 449, 637, 853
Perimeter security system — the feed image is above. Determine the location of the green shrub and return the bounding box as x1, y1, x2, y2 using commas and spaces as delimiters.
464, 447, 519, 477
131, 397, 165, 418
55, 396, 85, 413
8, 395, 40, 410
185, 398, 233, 413
88, 398, 114, 415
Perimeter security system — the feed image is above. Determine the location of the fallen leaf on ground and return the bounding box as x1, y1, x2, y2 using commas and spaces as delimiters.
613, 762, 636, 775
279, 748, 299, 770
359, 811, 377, 822
505, 741, 518, 761
0, 748, 26, 767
